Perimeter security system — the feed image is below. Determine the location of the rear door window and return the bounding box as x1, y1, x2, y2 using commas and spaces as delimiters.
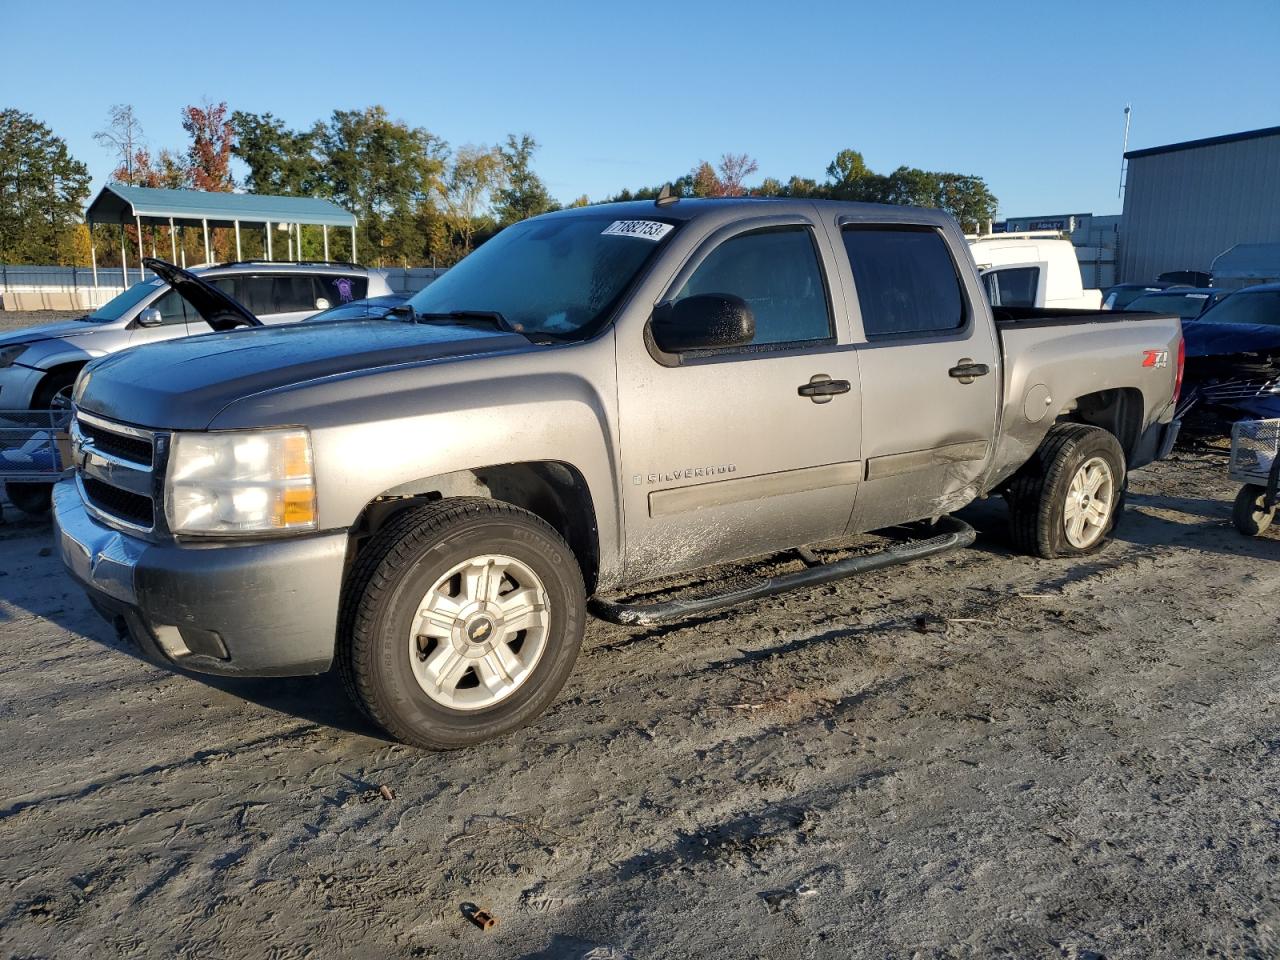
272, 276, 320, 313
842, 227, 966, 338
675, 226, 832, 346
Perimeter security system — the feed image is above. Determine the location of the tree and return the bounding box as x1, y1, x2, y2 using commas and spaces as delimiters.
93, 104, 145, 185
439, 144, 504, 257
716, 153, 758, 196
494, 133, 556, 226
231, 111, 320, 195
317, 106, 447, 264
0, 109, 91, 264
182, 100, 235, 191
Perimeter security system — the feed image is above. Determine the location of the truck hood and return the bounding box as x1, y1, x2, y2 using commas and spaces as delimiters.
76, 320, 532, 429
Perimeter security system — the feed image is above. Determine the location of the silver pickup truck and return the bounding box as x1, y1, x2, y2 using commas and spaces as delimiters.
53, 198, 1183, 749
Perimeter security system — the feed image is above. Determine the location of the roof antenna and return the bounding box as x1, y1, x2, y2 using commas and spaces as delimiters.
655, 184, 678, 208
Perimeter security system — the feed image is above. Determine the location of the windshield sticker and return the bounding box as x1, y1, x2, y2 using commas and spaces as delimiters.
602, 220, 673, 241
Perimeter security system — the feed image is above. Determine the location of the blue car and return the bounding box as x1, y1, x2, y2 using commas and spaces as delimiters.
1128, 287, 1229, 321
302, 294, 409, 323
1181, 284, 1280, 428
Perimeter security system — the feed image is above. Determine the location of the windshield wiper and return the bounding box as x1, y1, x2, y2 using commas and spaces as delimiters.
414, 309, 519, 334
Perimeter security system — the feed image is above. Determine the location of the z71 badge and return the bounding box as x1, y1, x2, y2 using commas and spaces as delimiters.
1142, 349, 1169, 368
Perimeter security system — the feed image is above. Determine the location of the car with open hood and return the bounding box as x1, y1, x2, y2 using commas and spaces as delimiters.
0, 261, 392, 414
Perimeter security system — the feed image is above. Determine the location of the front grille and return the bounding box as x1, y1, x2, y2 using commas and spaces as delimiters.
73, 411, 160, 532
82, 476, 155, 528
79, 420, 152, 465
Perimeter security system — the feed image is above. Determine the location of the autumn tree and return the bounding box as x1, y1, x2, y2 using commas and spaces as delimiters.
182, 100, 235, 191
716, 153, 758, 196
0, 109, 91, 263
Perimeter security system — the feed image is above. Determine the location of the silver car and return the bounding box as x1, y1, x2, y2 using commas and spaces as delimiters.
0, 261, 392, 411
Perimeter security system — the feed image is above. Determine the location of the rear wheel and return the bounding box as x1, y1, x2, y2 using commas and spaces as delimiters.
1232, 484, 1275, 537
1007, 424, 1126, 558
338, 498, 586, 750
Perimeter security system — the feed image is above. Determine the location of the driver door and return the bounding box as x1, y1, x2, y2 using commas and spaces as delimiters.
615, 218, 863, 582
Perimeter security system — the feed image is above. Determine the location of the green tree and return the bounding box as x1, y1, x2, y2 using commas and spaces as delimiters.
494, 133, 556, 226
316, 106, 447, 265
231, 111, 320, 195
439, 144, 504, 258
0, 109, 91, 264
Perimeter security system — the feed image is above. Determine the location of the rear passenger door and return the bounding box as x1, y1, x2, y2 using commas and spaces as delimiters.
836, 223, 1000, 532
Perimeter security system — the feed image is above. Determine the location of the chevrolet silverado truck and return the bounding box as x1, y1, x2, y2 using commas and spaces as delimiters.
53, 198, 1183, 750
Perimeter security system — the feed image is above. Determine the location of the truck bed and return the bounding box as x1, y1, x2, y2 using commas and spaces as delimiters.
992, 306, 1177, 328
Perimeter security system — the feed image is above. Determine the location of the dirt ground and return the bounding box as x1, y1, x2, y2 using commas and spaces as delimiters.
0, 436, 1277, 958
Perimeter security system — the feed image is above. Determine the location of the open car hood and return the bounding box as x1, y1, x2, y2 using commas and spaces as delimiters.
142, 258, 262, 331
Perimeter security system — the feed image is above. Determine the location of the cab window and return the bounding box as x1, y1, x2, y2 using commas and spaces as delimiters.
675, 227, 831, 346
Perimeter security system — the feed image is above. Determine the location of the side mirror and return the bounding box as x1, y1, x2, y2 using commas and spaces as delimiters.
314, 297, 331, 311
137, 307, 164, 327
650, 294, 754, 353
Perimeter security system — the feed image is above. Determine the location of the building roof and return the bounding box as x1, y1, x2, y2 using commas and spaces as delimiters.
86, 184, 356, 229
1124, 125, 1280, 161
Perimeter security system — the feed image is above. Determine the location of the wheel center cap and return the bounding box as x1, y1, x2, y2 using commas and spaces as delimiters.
465, 614, 495, 645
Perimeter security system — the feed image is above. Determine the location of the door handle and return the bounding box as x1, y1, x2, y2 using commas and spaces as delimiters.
948, 359, 991, 384
798, 375, 852, 403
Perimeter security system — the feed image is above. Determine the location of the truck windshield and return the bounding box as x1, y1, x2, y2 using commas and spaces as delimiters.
82, 280, 162, 322
1197, 290, 1280, 327
405, 214, 679, 340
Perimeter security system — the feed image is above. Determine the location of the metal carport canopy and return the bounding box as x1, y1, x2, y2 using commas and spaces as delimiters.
86, 184, 355, 230
85, 183, 358, 285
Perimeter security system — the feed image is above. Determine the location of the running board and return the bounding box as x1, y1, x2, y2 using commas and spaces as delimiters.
589, 516, 976, 627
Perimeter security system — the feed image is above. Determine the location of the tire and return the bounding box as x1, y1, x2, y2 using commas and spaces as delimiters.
1232, 484, 1275, 537
1006, 423, 1126, 559
338, 497, 586, 750
4, 480, 52, 516
32, 368, 79, 412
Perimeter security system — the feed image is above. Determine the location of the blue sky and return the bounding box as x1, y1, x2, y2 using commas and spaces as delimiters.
4, 0, 1277, 217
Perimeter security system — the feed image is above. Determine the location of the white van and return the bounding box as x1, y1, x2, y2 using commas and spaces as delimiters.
968, 232, 1102, 310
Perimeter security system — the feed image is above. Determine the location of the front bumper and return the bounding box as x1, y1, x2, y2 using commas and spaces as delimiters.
53, 479, 349, 677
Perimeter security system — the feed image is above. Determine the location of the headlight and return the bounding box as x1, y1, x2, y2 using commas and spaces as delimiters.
166, 428, 316, 535
0, 343, 30, 368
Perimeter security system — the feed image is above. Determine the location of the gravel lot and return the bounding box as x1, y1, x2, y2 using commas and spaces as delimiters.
1, 444, 1277, 959
0, 309, 84, 334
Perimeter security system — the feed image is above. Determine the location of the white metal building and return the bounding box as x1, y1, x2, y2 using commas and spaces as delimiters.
1119, 125, 1280, 283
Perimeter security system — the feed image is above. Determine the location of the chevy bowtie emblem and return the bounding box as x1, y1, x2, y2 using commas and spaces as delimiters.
467, 618, 492, 642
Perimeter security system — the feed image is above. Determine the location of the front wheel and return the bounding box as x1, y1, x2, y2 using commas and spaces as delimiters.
1006, 424, 1127, 559
1232, 484, 1275, 537
338, 498, 586, 750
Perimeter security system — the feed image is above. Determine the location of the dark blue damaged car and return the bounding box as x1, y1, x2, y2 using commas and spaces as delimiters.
1180, 284, 1280, 428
